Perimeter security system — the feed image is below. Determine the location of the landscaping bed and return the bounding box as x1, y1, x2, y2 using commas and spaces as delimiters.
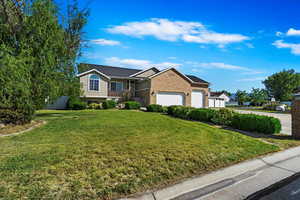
0, 110, 290, 199
0, 120, 44, 136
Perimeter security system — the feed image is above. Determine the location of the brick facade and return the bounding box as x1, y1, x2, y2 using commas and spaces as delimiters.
149, 69, 209, 107
292, 98, 300, 139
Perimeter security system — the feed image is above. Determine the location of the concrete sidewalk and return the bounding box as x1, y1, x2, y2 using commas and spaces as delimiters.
121, 146, 300, 200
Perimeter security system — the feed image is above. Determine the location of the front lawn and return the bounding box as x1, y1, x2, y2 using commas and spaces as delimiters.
0, 110, 280, 199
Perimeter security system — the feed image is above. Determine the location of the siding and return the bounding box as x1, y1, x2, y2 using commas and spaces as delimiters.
135, 68, 158, 78
80, 72, 108, 97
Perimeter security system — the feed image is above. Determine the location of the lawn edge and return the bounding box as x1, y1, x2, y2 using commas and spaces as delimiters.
0, 120, 46, 137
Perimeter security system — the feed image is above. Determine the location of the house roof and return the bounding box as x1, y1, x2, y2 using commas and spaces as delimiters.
185, 75, 209, 84
210, 92, 229, 97
78, 63, 209, 84
78, 63, 142, 77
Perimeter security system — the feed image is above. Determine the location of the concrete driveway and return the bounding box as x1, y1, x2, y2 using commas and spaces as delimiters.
235, 110, 291, 135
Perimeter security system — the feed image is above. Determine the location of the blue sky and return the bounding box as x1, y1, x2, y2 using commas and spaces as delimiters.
75, 0, 300, 92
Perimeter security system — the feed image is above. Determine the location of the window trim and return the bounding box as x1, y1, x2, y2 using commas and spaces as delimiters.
88, 74, 100, 91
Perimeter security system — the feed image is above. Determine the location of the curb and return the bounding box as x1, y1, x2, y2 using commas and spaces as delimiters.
120, 146, 300, 200
0, 120, 46, 137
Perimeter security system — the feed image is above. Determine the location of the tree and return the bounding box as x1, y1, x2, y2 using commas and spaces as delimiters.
263, 69, 300, 101
236, 90, 249, 106
249, 88, 268, 106
0, 0, 88, 124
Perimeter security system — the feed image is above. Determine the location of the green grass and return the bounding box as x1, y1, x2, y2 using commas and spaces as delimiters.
0, 110, 280, 199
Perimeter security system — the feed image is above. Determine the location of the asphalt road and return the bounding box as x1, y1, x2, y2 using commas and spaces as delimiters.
235, 110, 291, 135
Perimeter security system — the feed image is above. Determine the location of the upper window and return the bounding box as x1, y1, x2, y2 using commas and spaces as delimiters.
89, 74, 100, 91
111, 81, 123, 92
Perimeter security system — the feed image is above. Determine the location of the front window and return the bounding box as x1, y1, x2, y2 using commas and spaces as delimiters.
89, 74, 100, 91
111, 81, 123, 92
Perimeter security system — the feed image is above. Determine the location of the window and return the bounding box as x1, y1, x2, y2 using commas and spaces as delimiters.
110, 81, 123, 92
89, 74, 100, 91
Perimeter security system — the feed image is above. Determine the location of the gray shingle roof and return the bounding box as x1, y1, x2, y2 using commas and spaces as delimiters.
79, 63, 209, 83
185, 75, 209, 84
79, 63, 142, 77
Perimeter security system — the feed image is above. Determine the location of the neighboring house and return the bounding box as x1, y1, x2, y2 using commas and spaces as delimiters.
208, 92, 230, 108
77, 63, 210, 107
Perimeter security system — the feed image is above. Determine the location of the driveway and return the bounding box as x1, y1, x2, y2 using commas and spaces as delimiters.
236, 110, 291, 135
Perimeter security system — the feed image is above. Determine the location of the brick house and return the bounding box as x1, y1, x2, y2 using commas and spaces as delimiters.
77, 63, 210, 107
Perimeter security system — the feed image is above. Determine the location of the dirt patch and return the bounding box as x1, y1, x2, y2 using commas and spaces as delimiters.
0, 120, 46, 137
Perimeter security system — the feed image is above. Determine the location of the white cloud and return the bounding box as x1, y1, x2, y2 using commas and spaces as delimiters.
245, 43, 254, 48
90, 38, 121, 46
238, 77, 266, 82
107, 18, 249, 47
105, 57, 181, 70
198, 62, 249, 70
276, 31, 283, 37
167, 56, 177, 59
272, 40, 300, 55
286, 28, 300, 36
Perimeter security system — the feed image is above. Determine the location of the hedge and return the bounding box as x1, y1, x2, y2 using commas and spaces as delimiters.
231, 114, 281, 134
87, 103, 101, 109
147, 104, 164, 112
167, 106, 281, 134
67, 97, 87, 110
172, 106, 194, 119
188, 108, 216, 122
124, 101, 141, 110
102, 100, 116, 109
0, 109, 34, 125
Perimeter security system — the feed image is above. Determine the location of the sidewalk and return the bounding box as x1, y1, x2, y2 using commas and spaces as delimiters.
121, 146, 300, 200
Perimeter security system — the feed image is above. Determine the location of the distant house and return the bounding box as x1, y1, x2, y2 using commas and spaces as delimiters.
76, 63, 211, 107
208, 92, 230, 108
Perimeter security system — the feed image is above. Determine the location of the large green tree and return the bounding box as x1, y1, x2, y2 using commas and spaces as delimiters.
263, 69, 300, 101
0, 0, 88, 123
235, 90, 249, 106
249, 88, 268, 106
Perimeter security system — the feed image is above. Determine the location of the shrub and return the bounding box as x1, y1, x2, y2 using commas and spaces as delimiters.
231, 114, 281, 134
147, 104, 164, 112
211, 108, 236, 125
88, 103, 101, 109
67, 97, 87, 110
188, 108, 216, 122
102, 100, 116, 109
0, 109, 34, 125
173, 106, 194, 119
124, 101, 141, 110
167, 105, 181, 115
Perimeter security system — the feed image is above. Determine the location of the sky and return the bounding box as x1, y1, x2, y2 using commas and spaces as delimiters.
74, 0, 300, 92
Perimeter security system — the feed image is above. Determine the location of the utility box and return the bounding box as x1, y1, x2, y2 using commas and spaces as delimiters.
292, 88, 300, 139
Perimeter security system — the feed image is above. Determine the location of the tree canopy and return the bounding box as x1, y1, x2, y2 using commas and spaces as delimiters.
0, 0, 88, 123
263, 69, 300, 101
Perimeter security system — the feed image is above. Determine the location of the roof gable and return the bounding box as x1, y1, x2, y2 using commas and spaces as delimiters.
78, 63, 141, 77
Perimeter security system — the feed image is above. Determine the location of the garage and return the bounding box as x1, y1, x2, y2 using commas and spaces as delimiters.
156, 92, 184, 106
208, 97, 225, 108
191, 91, 204, 108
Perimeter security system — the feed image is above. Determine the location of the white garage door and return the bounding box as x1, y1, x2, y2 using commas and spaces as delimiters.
156, 92, 184, 106
191, 91, 203, 108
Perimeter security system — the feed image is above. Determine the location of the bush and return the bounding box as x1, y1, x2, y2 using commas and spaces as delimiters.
147, 104, 164, 112
0, 109, 34, 125
211, 108, 236, 125
231, 114, 281, 134
173, 106, 194, 119
167, 105, 181, 115
102, 100, 116, 109
67, 97, 87, 110
88, 103, 101, 109
124, 101, 141, 110
188, 108, 216, 122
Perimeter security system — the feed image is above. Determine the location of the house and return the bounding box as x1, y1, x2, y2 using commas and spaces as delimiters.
77, 63, 210, 107
208, 92, 230, 108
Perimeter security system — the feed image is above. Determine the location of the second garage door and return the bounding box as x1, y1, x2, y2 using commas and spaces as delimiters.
191, 91, 204, 108
156, 92, 184, 106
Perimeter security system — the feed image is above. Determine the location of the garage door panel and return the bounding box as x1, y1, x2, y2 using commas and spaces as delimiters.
156, 92, 184, 106
192, 91, 203, 108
